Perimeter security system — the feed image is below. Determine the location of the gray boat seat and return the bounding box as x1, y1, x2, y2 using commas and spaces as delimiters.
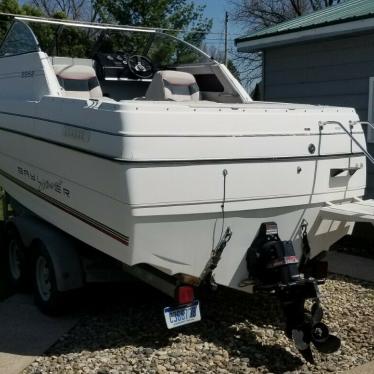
51, 57, 103, 100
145, 70, 200, 102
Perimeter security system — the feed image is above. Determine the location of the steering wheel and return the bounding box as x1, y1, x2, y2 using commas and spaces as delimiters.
128, 55, 154, 79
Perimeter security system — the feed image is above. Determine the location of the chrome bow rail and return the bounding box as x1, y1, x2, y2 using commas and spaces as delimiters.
319, 120, 374, 165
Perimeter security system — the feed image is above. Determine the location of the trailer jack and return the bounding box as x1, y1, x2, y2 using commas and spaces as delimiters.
246, 222, 340, 363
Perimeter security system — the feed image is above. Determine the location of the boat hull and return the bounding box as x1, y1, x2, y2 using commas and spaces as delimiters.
0, 127, 364, 291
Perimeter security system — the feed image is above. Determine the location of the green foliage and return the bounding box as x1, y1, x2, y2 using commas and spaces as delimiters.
92, 0, 212, 65
0, 0, 212, 62
0, 0, 21, 14
0, 0, 22, 39
0, 0, 47, 47
94, 0, 212, 46
0, 1, 93, 57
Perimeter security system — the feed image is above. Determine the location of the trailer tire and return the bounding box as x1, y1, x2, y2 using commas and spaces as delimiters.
32, 242, 67, 315
4, 226, 29, 291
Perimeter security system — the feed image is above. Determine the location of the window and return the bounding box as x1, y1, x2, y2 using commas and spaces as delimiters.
194, 74, 224, 92
0, 21, 39, 57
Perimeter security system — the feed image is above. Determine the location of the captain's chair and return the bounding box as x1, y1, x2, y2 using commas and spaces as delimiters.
51, 57, 103, 100
145, 70, 200, 102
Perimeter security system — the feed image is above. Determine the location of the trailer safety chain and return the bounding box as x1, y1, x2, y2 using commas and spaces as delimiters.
199, 226, 232, 288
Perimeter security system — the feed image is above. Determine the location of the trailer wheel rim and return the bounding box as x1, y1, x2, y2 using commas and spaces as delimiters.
8, 239, 22, 280
36, 256, 52, 301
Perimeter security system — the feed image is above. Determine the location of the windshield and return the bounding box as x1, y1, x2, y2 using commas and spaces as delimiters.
0, 21, 39, 57
30, 23, 212, 67
0, 17, 249, 104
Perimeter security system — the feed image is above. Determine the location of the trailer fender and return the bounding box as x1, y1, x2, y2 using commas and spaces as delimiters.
6, 216, 84, 292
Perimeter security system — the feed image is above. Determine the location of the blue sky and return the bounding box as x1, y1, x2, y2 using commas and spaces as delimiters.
195, 0, 231, 32
194, 0, 243, 51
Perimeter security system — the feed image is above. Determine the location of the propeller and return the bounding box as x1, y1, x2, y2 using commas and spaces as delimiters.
311, 301, 323, 324
310, 322, 341, 353
292, 327, 315, 364
287, 301, 340, 363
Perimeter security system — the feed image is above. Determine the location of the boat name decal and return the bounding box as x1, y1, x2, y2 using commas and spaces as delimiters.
63, 126, 91, 143
21, 70, 35, 78
17, 167, 70, 198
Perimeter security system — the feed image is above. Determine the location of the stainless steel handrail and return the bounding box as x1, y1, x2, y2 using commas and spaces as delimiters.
351, 120, 374, 132
319, 120, 374, 165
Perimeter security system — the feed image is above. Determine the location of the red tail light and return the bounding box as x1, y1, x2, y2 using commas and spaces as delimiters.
176, 285, 194, 305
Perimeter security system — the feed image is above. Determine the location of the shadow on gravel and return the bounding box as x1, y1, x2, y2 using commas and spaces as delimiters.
43, 281, 304, 374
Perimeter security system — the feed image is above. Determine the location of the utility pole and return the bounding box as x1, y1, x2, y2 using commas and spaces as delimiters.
224, 11, 228, 66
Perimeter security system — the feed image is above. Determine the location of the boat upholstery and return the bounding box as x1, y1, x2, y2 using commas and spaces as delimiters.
51, 57, 103, 99
145, 70, 200, 102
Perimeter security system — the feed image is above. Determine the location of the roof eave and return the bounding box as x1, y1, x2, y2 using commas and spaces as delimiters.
236, 17, 374, 52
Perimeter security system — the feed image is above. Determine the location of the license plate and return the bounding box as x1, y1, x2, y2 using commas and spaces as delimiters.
164, 300, 201, 329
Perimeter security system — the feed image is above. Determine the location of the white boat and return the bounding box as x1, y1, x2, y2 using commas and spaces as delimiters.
0, 14, 372, 361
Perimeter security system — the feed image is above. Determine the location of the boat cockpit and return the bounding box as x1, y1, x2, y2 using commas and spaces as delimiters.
0, 16, 250, 104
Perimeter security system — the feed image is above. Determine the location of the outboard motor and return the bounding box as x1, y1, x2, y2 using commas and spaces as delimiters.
246, 222, 340, 363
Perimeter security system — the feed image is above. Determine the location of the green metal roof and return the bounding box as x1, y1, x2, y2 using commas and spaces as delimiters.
235, 0, 374, 44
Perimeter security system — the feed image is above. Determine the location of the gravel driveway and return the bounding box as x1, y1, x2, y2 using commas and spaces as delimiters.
23, 274, 373, 374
